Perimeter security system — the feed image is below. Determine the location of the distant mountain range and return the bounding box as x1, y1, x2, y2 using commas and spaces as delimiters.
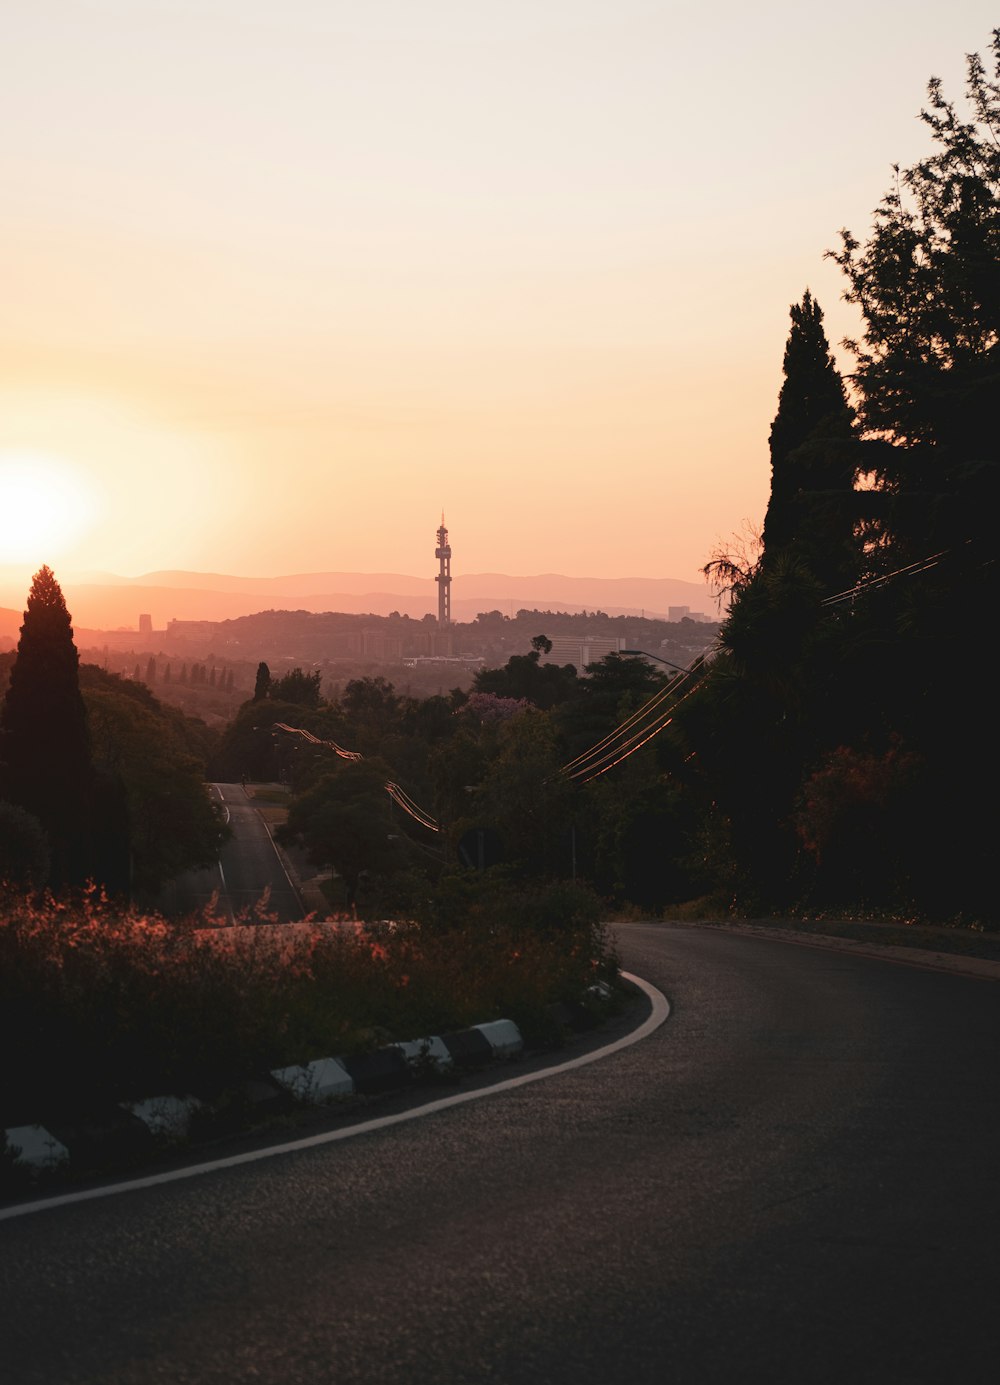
0, 568, 722, 643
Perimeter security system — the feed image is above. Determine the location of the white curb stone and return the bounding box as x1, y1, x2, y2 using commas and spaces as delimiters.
4, 1125, 70, 1170
272, 1056, 355, 1102
475, 1019, 524, 1057
124, 1095, 202, 1138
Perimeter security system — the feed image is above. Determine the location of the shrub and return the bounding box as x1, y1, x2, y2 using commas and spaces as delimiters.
0, 877, 618, 1121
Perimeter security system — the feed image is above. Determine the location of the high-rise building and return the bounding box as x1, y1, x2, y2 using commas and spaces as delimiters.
435, 514, 452, 627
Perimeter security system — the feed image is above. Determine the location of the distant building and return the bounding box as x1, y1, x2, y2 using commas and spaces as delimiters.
138, 613, 153, 636
540, 635, 624, 669
165, 619, 220, 646
668, 605, 711, 623
362, 629, 404, 662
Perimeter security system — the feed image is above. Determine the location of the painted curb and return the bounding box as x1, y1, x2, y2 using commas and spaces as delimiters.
2, 1019, 526, 1176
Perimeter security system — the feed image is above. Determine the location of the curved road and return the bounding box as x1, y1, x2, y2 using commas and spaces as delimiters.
2, 924, 998, 1383
158, 783, 303, 922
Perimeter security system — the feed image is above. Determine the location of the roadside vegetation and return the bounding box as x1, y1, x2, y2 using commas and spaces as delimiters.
0, 879, 616, 1130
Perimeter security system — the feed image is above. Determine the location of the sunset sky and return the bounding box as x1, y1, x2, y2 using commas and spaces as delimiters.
1, 2, 994, 588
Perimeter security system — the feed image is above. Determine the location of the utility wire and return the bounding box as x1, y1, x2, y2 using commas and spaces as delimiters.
271, 722, 440, 832
820, 550, 947, 607
560, 540, 952, 785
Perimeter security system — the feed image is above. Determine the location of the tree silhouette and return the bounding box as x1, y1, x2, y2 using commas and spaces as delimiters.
762, 290, 855, 586
0, 566, 95, 886
830, 31, 1000, 562
270, 667, 321, 707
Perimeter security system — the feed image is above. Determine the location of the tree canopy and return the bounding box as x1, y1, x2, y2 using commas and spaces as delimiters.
831, 30, 1000, 562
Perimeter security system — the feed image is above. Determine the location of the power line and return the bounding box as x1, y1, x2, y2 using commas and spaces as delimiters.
561, 655, 717, 784
559, 540, 953, 786
270, 722, 440, 832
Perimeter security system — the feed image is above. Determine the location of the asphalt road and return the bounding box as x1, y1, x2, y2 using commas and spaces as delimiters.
2, 924, 998, 1383
157, 782, 303, 922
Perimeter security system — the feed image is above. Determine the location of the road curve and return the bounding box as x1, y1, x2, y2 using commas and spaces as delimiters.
2, 923, 998, 1384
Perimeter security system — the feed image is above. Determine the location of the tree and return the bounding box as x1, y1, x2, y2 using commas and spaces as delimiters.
472, 645, 577, 710
0, 567, 95, 886
830, 30, 1000, 561
83, 678, 227, 896
471, 713, 578, 879
145, 656, 157, 684
277, 759, 402, 912
270, 667, 321, 707
762, 291, 856, 588
823, 32, 1000, 916
0, 801, 49, 888
253, 661, 271, 701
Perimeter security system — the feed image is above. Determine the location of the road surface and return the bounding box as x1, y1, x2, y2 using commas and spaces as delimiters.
2, 924, 998, 1383
158, 782, 303, 922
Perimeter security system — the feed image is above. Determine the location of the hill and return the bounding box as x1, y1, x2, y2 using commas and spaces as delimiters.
0, 569, 721, 635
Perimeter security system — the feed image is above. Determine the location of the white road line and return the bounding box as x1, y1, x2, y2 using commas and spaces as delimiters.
0, 973, 669, 1221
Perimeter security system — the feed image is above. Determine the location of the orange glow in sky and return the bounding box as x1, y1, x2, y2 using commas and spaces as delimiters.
1, 2, 994, 584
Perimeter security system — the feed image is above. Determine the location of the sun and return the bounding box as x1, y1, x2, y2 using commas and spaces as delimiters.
0, 452, 100, 566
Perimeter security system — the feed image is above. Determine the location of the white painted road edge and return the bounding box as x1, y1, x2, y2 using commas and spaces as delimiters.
0, 972, 669, 1222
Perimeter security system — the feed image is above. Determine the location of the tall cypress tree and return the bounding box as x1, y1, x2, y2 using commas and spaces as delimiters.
762, 291, 856, 587
0, 566, 95, 886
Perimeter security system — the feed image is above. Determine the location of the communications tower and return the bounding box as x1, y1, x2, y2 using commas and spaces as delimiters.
435, 514, 452, 627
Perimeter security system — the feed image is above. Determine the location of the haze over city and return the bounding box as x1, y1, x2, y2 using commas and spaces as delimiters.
1, 2, 993, 591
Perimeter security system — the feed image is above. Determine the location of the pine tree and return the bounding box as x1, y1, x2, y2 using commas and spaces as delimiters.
145, 656, 157, 683
254, 661, 271, 701
0, 566, 95, 886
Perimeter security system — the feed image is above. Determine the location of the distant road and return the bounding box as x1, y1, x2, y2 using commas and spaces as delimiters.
3, 925, 998, 1383
157, 782, 303, 922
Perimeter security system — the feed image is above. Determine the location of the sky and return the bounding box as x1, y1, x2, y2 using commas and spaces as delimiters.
1, 1, 995, 587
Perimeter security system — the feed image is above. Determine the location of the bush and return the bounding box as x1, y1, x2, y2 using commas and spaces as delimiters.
0, 878, 619, 1121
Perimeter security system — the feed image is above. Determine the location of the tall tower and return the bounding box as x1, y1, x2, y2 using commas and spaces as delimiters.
435, 513, 452, 627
